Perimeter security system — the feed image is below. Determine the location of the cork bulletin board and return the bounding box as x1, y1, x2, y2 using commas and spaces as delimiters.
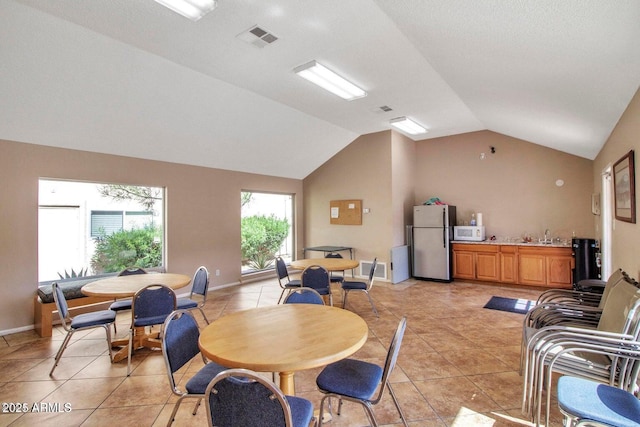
330, 199, 362, 225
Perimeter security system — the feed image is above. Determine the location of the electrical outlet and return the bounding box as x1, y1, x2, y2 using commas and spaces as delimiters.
215, 269, 220, 276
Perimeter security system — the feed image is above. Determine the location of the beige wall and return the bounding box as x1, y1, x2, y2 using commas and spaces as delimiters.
593, 88, 640, 278
414, 131, 594, 241
303, 132, 393, 268
303, 129, 595, 284
391, 131, 416, 247
0, 139, 303, 332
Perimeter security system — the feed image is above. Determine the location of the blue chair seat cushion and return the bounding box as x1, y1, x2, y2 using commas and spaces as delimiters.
342, 281, 367, 290
70, 310, 116, 329
134, 315, 171, 327
558, 376, 640, 427
176, 298, 198, 309
109, 299, 132, 311
285, 395, 314, 427
185, 362, 228, 394
316, 358, 383, 400
285, 279, 302, 288
330, 276, 344, 283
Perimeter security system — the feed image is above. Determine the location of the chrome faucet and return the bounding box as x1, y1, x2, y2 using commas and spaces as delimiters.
544, 229, 551, 243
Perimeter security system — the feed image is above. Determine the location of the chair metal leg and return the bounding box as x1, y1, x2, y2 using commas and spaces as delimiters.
387, 383, 408, 427
49, 330, 74, 376
318, 395, 330, 427
103, 324, 114, 362
191, 398, 202, 415
342, 290, 349, 308
365, 291, 379, 317
127, 328, 134, 376
361, 401, 379, 427
278, 288, 287, 304
196, 308, 210, 325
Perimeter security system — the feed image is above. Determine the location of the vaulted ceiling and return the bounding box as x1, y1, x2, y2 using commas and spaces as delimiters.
2, 1, 639, 179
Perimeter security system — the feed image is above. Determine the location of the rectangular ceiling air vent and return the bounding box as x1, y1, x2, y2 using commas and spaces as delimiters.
379, 105, 393, 112
237, 25, 279, 48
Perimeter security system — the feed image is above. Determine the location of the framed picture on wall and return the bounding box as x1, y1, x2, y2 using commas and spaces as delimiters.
613, 150, 635, 223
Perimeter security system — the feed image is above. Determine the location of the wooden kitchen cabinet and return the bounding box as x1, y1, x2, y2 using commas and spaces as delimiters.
546, 252, 573, 287
519, 246, 573, 288
518, 250, 547, 286
452, 243, 572, 288
452, 244, 499, 282
452, 249, 475, 280
499, 245, 518, 283
476, 252, 500, 281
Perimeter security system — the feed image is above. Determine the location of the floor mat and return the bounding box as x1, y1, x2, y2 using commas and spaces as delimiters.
483, 296, 536, 314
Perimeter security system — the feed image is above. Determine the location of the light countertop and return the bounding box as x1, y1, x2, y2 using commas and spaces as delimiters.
452, 240, 571, 248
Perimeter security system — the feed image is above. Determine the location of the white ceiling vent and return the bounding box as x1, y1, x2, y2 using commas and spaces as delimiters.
371, 105, 394, 114
237, 25, 279, 48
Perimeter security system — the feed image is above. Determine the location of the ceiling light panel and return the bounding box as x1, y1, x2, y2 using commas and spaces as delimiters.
154, 0, 217, 21
294, 61, 366, 101
390, 117, 428, 135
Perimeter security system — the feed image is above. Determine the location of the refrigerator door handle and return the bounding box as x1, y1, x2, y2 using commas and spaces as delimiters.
442, 209, 446, 248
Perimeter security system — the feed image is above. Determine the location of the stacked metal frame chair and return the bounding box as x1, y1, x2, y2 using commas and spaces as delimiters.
275, 257, 302, 304
520, 268, 629, 371
176, 266, 211, 325
521, 272, 640, 426
205, 368, 314, 427
161, 310, 227, 426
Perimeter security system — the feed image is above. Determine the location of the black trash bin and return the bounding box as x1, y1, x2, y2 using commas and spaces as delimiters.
572, 238, 601, 291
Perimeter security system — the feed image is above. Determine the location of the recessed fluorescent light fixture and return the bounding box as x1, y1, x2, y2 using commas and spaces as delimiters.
154, 0, 217, 21
389, 116, 428, 135
294, 61, 366, 101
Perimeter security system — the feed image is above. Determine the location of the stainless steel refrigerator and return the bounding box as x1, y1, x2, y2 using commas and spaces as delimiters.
410, 205, 456, 282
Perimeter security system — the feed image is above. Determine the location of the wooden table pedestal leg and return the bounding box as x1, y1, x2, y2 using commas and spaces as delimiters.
110, 327, 161, 363
278, 371, 295, 395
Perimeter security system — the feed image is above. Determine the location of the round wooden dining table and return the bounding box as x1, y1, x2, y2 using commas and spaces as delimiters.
289, 258, 359, 272
82, 273, 191, 362
81, 272, 191, 298
198, 304, 368, 395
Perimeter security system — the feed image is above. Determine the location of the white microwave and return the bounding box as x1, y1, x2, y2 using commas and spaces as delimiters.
454, 226, 486, 241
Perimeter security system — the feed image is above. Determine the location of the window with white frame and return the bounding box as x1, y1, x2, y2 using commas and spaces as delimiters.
38, 179, 164, 282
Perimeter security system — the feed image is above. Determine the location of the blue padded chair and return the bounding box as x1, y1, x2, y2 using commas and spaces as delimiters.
109, 266, 147, 332
205, 368, 314, 427
283, 287, 325, 305
316, 316, 408, 427
162, 310, 227, 426
325, 252, 345, 286
276, 257, 302, 304
342, 257, 379, 317
301, 264, 333, 306
176, 266, 210, 325
557, 376, 640, 427
49, 282, 115, 376
127, 284, 176, 376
